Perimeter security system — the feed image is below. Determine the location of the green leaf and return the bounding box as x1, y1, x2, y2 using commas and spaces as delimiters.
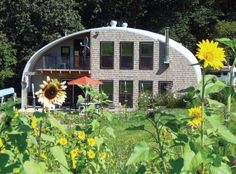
165, 121, 179, 132
1, 162, 20, 174
207, 98, 225, 108
50, 146, 69, 169
94, 137, 104, 151
210, 162, 232, 174
126, 124, 145, 131
48, 115, 67, 135
126, 141, 156, 165
59, 165, 72, 174
41, 134, 55, 142
34, 111, 46, 119
224, 86, 236, 97
106, 127, 116, 138
8, 133, 27, 153
91, 119, 100, 131
182, 142, 195, 172
216, 38, 236, 52
176, 134, 188, 143
169, 158, 184, 174
205, 79, 226, 96
28, 135, 38, 145
103, 111, 113, 122
135, 165, 146, 174
23, 161, 46, 174
207, 115, 236, 144
0, 153, 9, 168
191, 149, 210, 170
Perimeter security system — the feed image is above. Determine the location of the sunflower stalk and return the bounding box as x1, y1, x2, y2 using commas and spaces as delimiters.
200, 69, 206, 174
38, 120, 43, 162
227, 56, 236, 120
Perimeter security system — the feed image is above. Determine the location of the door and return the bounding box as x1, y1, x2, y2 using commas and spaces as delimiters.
74, 37, 90, 70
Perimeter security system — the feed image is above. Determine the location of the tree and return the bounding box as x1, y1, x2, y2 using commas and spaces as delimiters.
0, 33, 16, 88
78, 0, 146, 28
214, 20, 236, 39
0, 0, 84, 93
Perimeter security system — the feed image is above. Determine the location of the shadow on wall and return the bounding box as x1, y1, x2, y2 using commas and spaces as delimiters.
156, 41, 169, 75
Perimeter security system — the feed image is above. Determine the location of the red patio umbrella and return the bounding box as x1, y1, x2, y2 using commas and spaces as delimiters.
67, 76, 103, 106
68, 76, 103, 86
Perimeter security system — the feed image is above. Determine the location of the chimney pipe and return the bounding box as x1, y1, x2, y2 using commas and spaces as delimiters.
164, 27, 169, 64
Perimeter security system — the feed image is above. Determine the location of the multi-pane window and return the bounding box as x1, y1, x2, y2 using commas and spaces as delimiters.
100, 80, 113, 101
120, 42, 133, 69
139, 42, 153, 70
119, 81, 133, 108
61, 46, 70, 68
100, 42, 114, 69
158, 81, 173, 95
139, 81, 153, 95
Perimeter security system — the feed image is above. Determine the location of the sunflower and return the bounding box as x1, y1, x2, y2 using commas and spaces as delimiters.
0, 138, 4, 153
187, 106, 203, 128
87, 150, 96, 159
59, 137, 68, 145
0, 138, 3, 148
100, 151, 107, 160
70, 148, 80, 158
87, 138, 96, 147
70, 148, 80, 169
31, 116, 37, 129
13, 107, 19, 118
40, 153, 48, 161
77, 131, 85, 140
196, 39, 226, 70
36, 76, 67, 109
31, 116, 38, 135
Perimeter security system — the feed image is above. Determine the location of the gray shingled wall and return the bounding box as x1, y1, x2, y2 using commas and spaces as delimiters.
90, 29, 197, 108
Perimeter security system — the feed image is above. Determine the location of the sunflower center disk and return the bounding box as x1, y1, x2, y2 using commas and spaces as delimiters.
205, 52, 214, 62
45, 85, 58, 100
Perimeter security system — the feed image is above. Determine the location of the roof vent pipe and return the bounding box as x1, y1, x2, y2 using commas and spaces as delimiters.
110, 20, 117, 27
164, 27, 170, 64
122, 22, 128, 28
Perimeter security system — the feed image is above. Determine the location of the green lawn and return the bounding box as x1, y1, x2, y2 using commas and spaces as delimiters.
61, 108, 188, 173
93, 108, 188, 172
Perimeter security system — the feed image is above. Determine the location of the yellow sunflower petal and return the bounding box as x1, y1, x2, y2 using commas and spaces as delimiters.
196, 39, 226, 70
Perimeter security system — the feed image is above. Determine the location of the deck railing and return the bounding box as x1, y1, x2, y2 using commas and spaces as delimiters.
42, 56, 90, 70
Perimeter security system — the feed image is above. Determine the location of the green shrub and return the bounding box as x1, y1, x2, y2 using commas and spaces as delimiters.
152, 91, 186, 108
137, 92, 153, 110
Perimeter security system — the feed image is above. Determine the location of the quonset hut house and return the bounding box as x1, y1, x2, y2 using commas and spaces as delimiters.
21, 21, 201, 109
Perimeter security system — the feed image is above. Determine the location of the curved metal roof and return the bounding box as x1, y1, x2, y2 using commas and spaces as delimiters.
22, 26, 201, 81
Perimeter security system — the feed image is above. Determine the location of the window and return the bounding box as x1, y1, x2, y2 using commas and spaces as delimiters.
120, 42, 133, 69
100, 42, 114, 69
100, 80, 113, 101
158, 81, 173, 95
223, 72, 228, 76
61, 46, 70, 68
119, 81, 133, 108
139, 81, 153, 95
139, 42, 153, 70
61, 46, 70, 57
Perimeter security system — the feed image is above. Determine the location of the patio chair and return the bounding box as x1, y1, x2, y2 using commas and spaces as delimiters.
77, 95, 86, 114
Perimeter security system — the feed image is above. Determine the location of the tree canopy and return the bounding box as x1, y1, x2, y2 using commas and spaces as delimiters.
0, 0, 235, 92
0, 33, 16, 88
0, 0, 83, 91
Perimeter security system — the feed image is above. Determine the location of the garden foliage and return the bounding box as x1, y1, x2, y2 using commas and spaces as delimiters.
127, 39, 236, 173
0, 86, 114, 174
